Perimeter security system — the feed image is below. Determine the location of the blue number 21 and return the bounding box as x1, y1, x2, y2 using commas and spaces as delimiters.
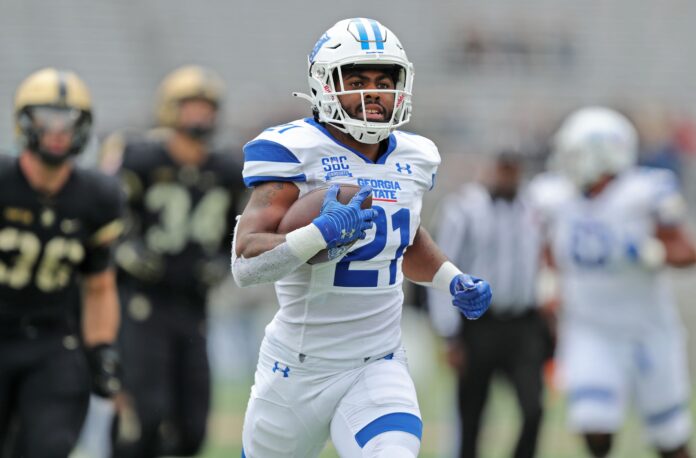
333, 206, 410, 287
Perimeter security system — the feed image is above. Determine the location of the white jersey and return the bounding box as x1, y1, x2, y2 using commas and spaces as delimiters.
243, 118, 439, 359
530, 168, 685, 335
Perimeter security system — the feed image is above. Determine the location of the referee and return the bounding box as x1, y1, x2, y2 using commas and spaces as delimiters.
428, 151, 552, 458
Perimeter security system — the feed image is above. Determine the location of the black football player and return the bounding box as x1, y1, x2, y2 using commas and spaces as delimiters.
0, 68, 124, 457
105, 66, 244, 457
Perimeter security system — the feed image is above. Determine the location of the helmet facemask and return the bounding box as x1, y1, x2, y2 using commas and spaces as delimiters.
298, 18, 415, 144
17, 105, 92, 166
309, 62, 412, 144
174, 97, 219, 142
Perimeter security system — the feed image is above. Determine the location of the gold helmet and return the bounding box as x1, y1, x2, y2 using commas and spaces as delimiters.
14, 68, 93, 165
155, 65, 225, 129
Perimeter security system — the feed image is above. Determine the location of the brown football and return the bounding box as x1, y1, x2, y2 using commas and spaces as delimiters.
277, 184, 372, 264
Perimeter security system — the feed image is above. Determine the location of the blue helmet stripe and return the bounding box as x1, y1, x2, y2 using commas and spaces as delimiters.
368, 19, 384, 50
352, 19, 370, 50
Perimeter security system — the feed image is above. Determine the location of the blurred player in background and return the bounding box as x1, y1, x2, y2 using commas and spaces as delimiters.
0, 68, 123, 457
532, 107, 696, 458
429, 150, 552, 458
232, 18, 492, 457
103, 65, 244, 457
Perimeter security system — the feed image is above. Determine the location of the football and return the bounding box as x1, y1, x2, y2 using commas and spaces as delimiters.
277, 183, 372, 264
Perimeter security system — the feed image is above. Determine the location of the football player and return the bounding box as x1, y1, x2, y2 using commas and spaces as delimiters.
107, 66, 244, 457
531, 107, 696, 458
232, 18, 492, 457
0, 68, 124, 457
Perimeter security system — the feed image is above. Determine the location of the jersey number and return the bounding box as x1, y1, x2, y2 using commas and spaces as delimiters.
0, 228, 84, 292
333, 207, 410, 287
570, 221, 612, 268
145, 184, 231, 255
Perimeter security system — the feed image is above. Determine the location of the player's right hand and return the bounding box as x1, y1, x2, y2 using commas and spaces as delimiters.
312, 185, 377, 248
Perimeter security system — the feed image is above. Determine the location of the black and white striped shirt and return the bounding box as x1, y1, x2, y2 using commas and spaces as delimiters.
428, 182, 543, 337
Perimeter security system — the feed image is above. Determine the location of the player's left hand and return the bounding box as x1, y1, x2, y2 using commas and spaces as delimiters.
85, 343, 123, 398
450, 274, 492, 320
625, 237, 666, 270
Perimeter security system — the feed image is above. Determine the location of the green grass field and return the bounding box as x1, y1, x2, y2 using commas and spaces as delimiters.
200, 274, 696, 457
199, 353, 695, 458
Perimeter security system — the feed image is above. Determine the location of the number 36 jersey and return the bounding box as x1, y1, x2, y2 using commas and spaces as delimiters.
243, 118, 440, 359
0, 155, 124, 319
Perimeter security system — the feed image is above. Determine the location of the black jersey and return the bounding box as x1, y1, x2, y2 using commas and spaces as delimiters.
0, 155, 124, 319
118, 141, 243, 298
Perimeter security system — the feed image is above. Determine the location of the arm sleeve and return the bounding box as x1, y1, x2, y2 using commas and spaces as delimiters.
230, 217, 308, 287
426, 194, 469, 338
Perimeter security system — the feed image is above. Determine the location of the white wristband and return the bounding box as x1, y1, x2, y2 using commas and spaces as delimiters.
431, 261, 464, 293
638, 237, 667, 270
285, 224, 328, 263
536, 266, 560, 303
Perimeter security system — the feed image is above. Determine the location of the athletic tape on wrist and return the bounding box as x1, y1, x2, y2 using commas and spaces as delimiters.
285, 224, 328, 262
432, 261, 464, 293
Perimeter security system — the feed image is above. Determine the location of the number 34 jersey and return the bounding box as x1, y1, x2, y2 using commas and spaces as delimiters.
243, 118, 440, 359
0, 155, 124, 319
119, 141, 243, 297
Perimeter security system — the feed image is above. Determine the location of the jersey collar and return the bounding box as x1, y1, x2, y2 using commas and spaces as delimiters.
303, 118, 397, 164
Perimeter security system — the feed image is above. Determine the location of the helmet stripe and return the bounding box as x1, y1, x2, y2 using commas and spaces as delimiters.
368, 19, 385, 50
352, 18, 370, 50
57, 70, 68, 105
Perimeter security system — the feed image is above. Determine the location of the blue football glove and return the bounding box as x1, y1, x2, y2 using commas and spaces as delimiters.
312, 185, 377, 249
450, 274, 492, 320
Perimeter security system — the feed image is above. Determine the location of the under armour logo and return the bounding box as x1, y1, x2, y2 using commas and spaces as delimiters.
396, 163, 412, 174
272, 361, 290, 378
340, 228, 355, 239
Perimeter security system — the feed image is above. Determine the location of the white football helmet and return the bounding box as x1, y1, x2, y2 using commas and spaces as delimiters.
550, 107, 638, 189
295, 18, 414, 144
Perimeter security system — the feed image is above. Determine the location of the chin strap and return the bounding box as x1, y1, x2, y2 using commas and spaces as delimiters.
292, 92, 314, 103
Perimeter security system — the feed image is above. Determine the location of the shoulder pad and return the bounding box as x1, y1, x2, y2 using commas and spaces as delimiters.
242, 119, 318, 188
394, 131, 440, 166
